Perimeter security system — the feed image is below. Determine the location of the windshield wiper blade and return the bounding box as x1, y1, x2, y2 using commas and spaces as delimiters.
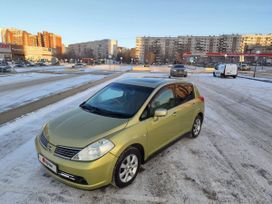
80, 104, 131, 118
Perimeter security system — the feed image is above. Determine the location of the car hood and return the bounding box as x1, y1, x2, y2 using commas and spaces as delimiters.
45, 108, 129, 148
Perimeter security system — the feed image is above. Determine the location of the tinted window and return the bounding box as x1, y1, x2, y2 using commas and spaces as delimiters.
173, 65, 185, 68
141, 86, 175, 120
175, 83, 195, 105
81, 83, 154, 118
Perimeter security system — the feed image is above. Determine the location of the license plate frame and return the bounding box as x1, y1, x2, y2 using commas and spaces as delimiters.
38, 154, 58, 174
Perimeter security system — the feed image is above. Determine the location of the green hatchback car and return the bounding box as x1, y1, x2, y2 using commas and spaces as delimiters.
35, 77, 204, 190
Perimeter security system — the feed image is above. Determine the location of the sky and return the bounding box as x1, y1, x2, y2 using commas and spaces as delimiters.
0, 0, 271, 48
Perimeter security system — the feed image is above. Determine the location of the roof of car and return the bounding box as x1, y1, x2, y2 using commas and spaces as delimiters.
115, 77, 184, 88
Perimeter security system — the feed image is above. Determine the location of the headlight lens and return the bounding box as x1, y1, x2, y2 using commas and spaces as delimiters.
72, 139, 114, 161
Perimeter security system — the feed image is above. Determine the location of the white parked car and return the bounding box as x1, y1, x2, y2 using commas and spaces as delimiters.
213, 63, 238, 78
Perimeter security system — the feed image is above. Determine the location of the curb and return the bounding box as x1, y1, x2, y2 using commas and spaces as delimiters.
237, 75, 272, 83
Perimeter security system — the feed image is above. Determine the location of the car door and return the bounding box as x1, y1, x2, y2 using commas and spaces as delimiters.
173, 83, 196, 136
140, 85, 178, 156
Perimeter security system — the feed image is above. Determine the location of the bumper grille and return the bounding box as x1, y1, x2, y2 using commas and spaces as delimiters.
58, 170, 88, 185
54, 146, 81, 159
40, 132, 48, 149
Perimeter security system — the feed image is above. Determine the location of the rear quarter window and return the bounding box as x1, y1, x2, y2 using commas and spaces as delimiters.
175, 83, 195, 105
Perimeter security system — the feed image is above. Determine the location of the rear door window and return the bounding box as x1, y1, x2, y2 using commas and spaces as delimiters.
175, 83, 195, 105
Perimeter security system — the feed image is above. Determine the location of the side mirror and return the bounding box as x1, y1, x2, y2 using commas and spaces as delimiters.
154, 108, 167, 117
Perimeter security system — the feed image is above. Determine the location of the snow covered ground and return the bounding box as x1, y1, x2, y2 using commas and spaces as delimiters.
0, 73, 272, 203
14, 64, 133, 73
0, 74, 106, 113
0, 73, 63, 86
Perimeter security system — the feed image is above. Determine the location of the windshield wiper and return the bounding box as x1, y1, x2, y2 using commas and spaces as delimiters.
80, 103, 102, 113
80, 103, 131, 118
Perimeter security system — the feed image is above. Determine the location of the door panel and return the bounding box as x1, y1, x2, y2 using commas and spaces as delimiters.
141, 85, 178, 156
145, 107, 178, 155
174, 83, 196, 137
174, 100, 196, 136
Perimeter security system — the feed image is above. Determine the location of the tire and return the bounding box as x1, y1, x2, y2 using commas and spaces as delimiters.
191, 115, 202, 138
113, 147, 141, 188
169, 75, 171, 78
213, 72, 216, 77
233, 75, 237, 79
220, 73, 225, 78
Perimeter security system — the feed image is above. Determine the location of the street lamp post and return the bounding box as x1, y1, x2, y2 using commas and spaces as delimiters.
224, 54, 228, 63
108, 54, 112, 71
253, 50, 260, 78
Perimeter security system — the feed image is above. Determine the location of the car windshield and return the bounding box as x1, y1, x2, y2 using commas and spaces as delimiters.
80, 83, 154, 118
173, 65, 185, 68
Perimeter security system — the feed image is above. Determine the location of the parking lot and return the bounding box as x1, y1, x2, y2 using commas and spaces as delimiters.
0, 69, 272, 203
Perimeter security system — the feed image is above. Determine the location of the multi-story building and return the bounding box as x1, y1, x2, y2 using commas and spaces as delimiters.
1, 28, 64, 55
0, 43, 12, 60
136, 34, 272, 63
240, 34, 272, 53
68, 39, 118, 59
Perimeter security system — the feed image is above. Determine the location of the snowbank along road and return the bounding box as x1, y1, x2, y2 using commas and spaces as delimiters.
0, 73, 272, 203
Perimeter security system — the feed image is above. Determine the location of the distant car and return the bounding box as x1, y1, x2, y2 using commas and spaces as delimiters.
143, 64, 150, 67
238, 64, 250, 71
213, 63, 238, 78
72, 63, 86, 68
15, 62, 27, 67
36, 62, 47, 66
169, 64, 187, 77
25, 61, 35, 67
0, 63, 12, 72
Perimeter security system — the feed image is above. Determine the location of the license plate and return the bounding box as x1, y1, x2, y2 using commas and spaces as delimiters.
38, 154, 57, 173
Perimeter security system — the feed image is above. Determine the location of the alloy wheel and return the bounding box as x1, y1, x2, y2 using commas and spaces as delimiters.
119, 154, 138, 183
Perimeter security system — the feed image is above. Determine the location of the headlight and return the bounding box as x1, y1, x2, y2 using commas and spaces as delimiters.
72, 139, 114, 161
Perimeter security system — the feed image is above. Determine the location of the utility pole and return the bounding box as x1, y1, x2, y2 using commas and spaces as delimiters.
253, 50, 260, 78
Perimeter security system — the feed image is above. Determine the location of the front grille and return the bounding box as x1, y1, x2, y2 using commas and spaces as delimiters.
40, 132, 48, 149
54, 146, 81, 159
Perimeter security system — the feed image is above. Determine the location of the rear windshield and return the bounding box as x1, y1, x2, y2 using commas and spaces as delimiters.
173, 65, 185, 68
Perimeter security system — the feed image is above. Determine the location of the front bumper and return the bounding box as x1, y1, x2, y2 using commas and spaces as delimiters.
170, 71, 187, 77
35, 136, 117, 190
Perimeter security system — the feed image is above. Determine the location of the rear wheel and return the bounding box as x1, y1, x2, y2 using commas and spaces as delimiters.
213, 72, 216, 77
233, 75, 237, 79
113, 147, 141, 188
191, 115, 202, 138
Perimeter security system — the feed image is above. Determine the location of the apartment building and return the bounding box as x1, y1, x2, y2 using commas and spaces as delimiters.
240, 34, 272, 52
68, 39, 118, 59
1, 28, 64, 55
135, 34, 272, 63
0, 43, 12, 60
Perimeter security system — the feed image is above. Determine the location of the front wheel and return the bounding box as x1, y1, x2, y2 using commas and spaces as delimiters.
213, 72, 216, 77
113, 147, 141, 188
191, 115, 202, 138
